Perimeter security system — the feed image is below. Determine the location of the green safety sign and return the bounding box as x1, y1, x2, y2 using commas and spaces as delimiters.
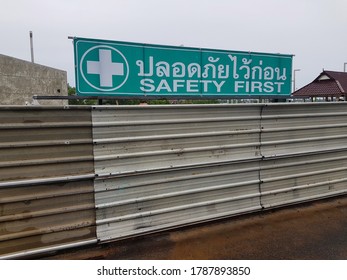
74, 37, 293, 98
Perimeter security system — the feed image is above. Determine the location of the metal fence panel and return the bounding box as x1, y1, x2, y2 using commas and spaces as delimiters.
92, 105, 263, 241
0, 107, 96, 258
261, 103, 347, 157
260, 103, 347, 208
2, 103, 347, 257
261, 151, 347, 207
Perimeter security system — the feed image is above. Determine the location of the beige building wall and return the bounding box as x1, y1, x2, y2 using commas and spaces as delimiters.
0, 54, 67, 105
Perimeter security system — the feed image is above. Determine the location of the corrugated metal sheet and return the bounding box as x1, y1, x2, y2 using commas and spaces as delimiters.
2, 103, 347, 257
261, 103, 347, 157
261, 151, 347, 207
93, 103, 347, 242
260, 103, 347, 207
0, 106, 97, 258
92, 105, 263, 241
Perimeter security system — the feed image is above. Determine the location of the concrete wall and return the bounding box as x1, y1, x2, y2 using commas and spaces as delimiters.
0, 54, 67, 105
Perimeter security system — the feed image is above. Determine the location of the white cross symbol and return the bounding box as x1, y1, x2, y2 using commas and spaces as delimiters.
86, 49, 124, 87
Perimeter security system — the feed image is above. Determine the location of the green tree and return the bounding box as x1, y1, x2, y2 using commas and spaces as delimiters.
67, 85, 220, 105
68, 85, 97, 105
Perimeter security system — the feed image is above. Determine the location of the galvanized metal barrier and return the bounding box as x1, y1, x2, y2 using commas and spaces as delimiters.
260, 103, 347, 207
1, 103, 347, 258
0, 106, 97, 259
92, 103, 347, 242
92, 105, 263, 241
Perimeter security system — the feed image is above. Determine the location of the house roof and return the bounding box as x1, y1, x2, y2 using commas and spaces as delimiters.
292, 70, 347, 97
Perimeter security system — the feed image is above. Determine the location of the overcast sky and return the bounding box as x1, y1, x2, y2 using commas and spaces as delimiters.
2, 0, 347, 90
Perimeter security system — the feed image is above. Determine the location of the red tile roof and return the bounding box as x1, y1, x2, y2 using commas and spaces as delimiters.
324, 71, 347, 92
292, 70, 347, 97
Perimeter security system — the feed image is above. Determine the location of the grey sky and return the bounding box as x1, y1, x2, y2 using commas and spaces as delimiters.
2, 0, 347, 90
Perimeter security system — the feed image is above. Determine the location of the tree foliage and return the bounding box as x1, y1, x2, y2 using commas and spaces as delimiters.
67, 85, 219, 105
68, 85, 97, 105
